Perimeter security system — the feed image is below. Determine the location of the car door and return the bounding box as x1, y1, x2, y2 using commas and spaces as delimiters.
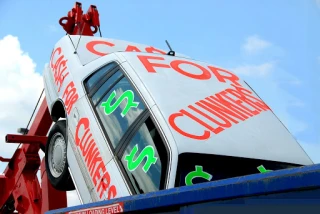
73, 60, 133, 202
82, 59, 171, 197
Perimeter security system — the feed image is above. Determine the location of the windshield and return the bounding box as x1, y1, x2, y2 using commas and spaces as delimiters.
175, 153, 301, 187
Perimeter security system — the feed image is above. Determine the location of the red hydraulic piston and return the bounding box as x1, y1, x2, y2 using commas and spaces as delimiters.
5, 134, 47, 149
0, 157, 10, 162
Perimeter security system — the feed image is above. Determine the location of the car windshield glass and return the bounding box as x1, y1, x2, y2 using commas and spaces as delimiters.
175, 153, 301, 187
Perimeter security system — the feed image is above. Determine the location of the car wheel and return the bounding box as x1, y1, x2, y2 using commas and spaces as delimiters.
45, 120, 75, 191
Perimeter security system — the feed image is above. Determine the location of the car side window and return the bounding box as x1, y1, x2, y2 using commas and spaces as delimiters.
85, 62, 117, 92
91, 69, 123, 105
84, 62, 146, 149
84, 62, 169, 194
95, 77, 146, 148
120, 117, 168, 194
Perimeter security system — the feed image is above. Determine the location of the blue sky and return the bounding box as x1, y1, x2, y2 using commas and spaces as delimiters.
0, 0, 319, 205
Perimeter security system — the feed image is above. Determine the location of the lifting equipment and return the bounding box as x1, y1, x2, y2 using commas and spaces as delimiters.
0, 2, 101, 213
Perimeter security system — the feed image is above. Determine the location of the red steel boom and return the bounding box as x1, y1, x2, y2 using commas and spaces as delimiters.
0, 2, 100, 213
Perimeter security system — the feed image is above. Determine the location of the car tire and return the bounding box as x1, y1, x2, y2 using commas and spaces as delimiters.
45, 120, 75, 191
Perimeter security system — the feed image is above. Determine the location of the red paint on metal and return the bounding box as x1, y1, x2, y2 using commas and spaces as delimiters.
5, 134, 48, 148
1, 2, 100, 213
40, 159, 67, 213
0, 157, 10, 162
0, 98, 64, 214
0, 175, 6, 200
59, 2, 100, 36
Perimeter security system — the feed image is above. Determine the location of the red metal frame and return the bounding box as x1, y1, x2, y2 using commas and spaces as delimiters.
0, 2, 100, 213
59, 2, 100, 36
6, 135, 47, 147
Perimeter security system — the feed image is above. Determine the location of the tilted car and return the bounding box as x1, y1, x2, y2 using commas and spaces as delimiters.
43, 35, 313, 204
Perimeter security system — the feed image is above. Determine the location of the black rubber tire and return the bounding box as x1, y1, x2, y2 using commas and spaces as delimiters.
45, 120, 75, 191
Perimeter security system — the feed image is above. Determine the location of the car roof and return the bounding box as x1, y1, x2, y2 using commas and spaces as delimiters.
119, 51, 313, 166
66, 35, 190, 65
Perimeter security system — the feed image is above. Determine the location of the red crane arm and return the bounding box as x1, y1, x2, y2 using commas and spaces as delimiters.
0, 2, 100, 213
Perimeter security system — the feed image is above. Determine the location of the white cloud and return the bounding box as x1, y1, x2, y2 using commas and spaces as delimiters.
0, 35, 81, 207
0, 35, 43, 172
317, 56, 320, 63
231, 62, 274, 77
287, 79, 302, 86
48, 25, 59, 33
316, 0, 320, 8
289, 100, 305, 107
243, 35, 272, 54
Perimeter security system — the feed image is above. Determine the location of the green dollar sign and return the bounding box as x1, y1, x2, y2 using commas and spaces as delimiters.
124, 144, 158, 173
257, 165, 272, 173
101, 90, 139, 117
185, 165, 212, 186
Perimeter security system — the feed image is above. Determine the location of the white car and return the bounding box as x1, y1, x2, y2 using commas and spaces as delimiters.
43, 35, 313, 204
